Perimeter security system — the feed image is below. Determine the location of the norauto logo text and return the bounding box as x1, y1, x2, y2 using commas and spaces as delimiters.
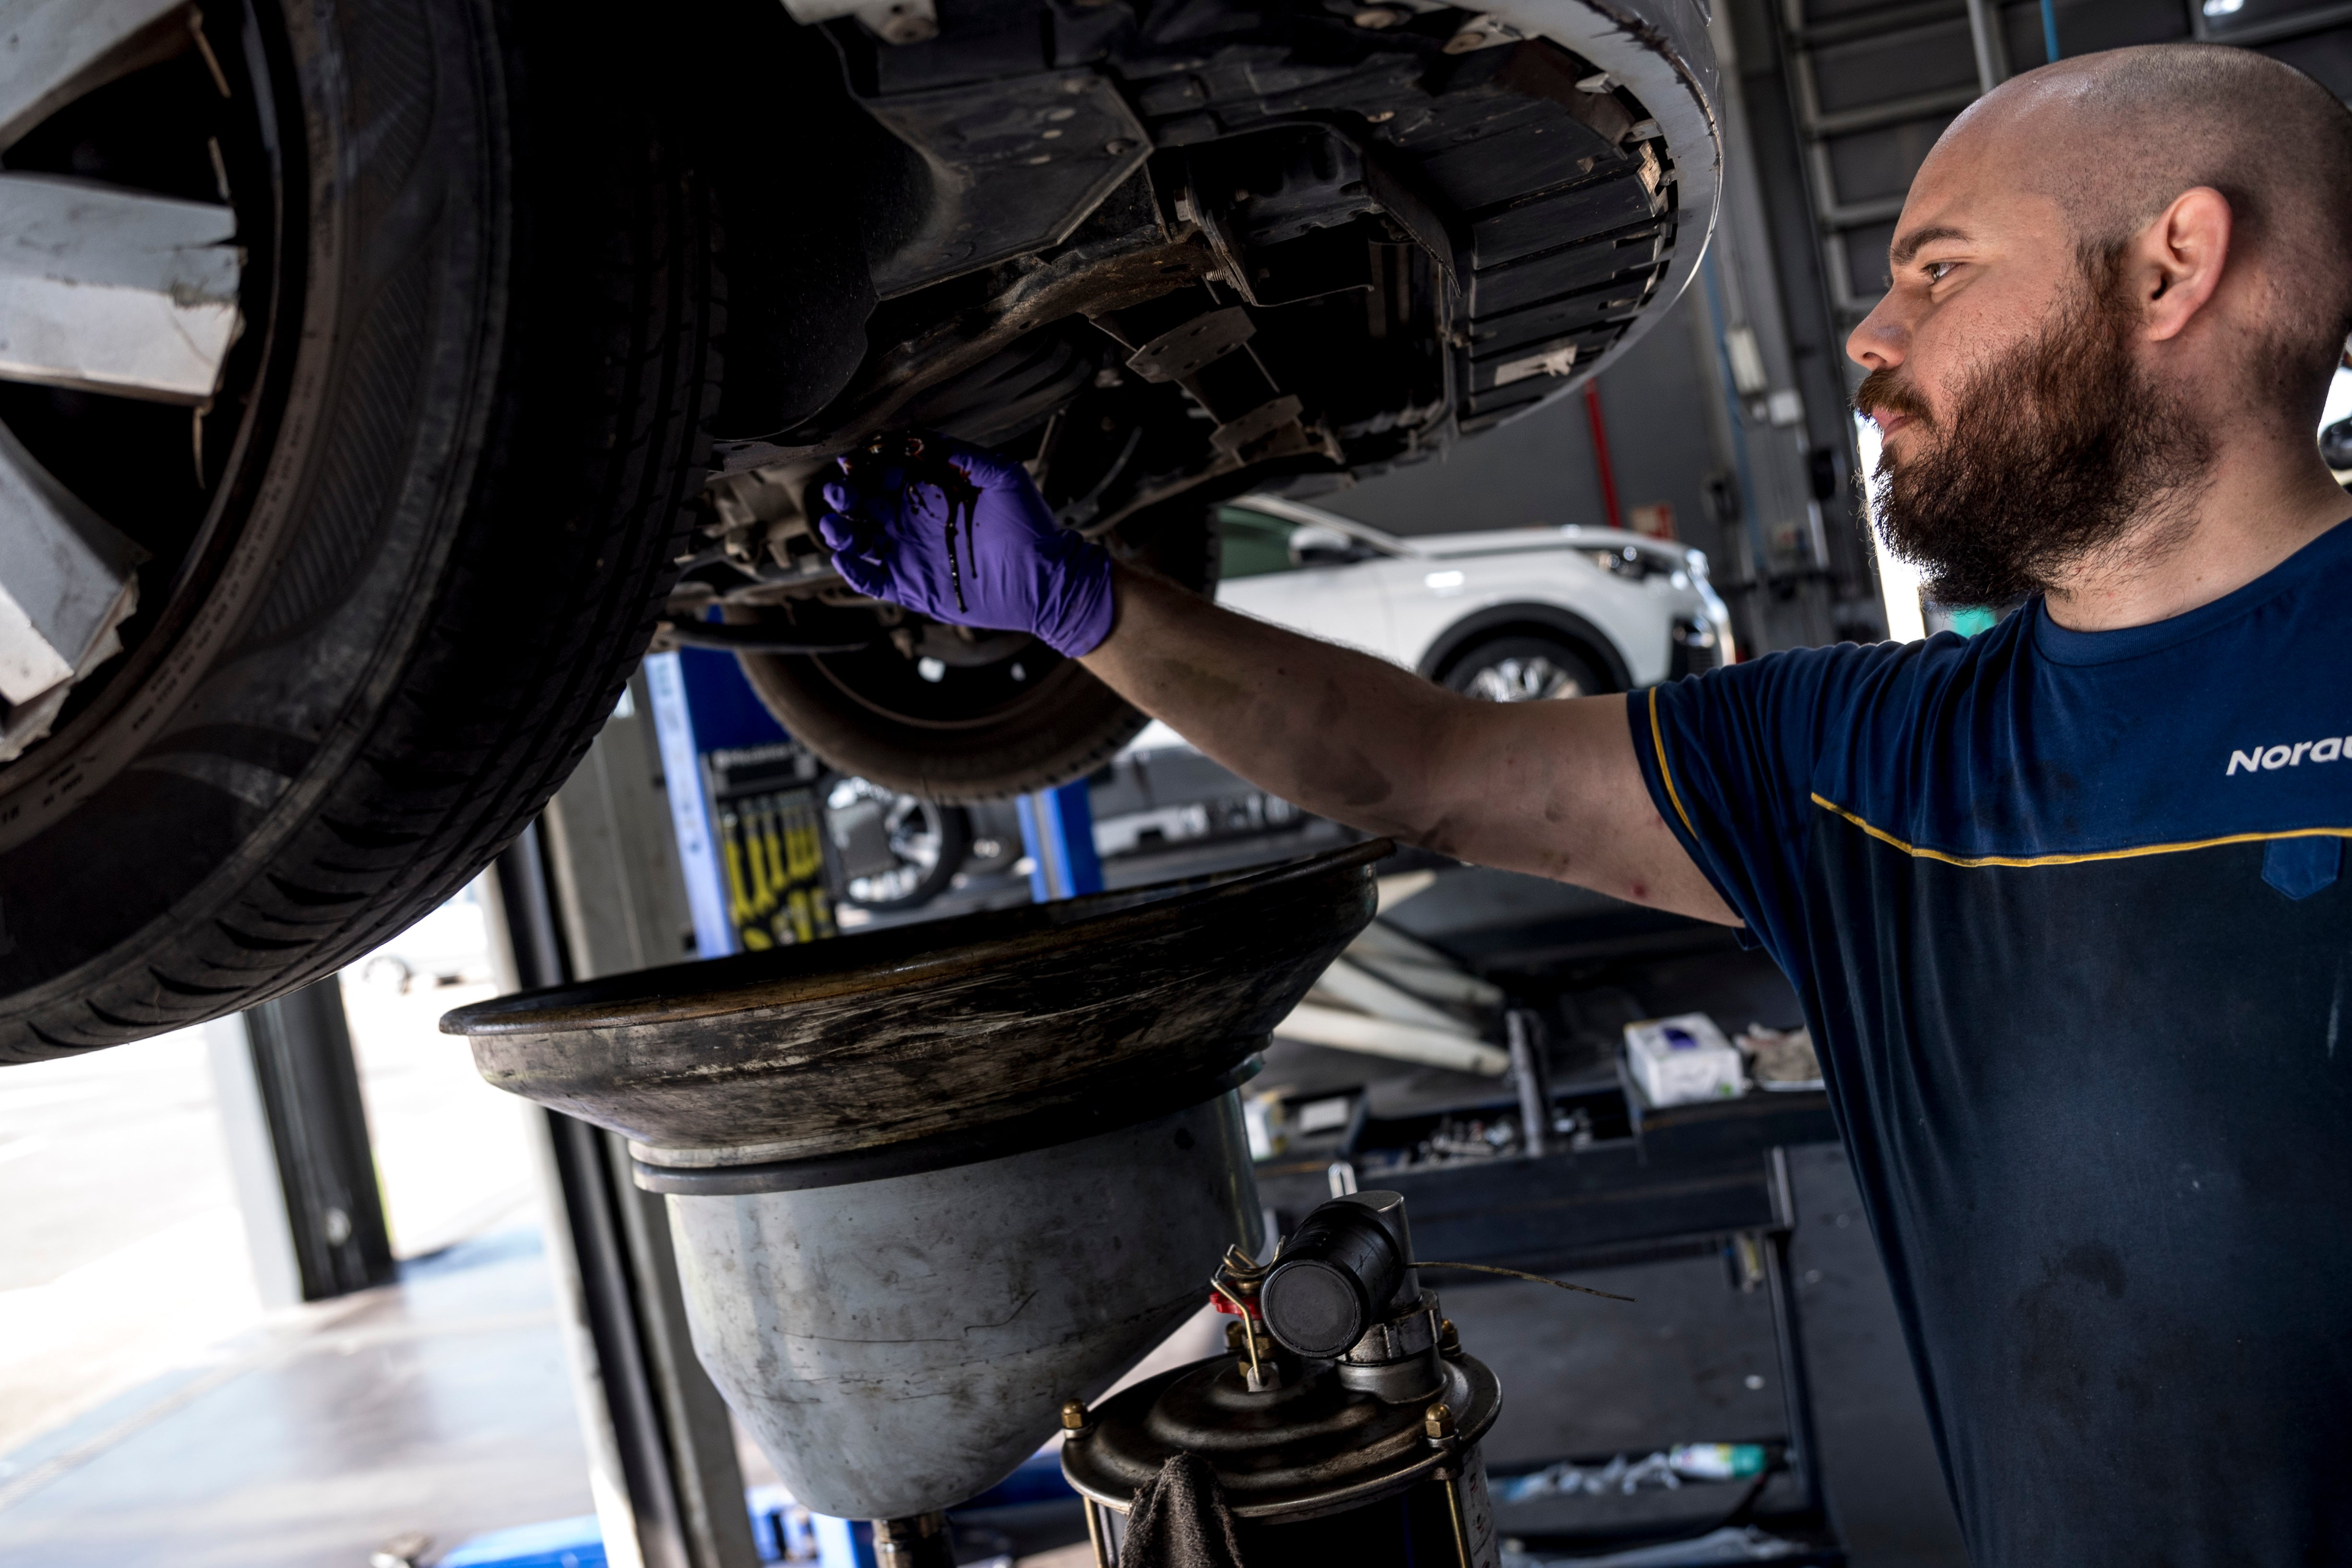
2228, 735, 2351, 774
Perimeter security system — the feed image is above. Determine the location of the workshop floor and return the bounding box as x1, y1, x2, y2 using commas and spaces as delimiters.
0, 974, 1149, 1568
0, 1225, 591, 1568
0, 962, 568, 1568
0, 1028, 260, 1470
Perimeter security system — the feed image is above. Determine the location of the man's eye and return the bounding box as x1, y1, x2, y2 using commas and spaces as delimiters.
1926, 260, 1958, 283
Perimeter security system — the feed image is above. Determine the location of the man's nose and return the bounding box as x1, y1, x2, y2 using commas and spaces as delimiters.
1847, 292, 1907, 372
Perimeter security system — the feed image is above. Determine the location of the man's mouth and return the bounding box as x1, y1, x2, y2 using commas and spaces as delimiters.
1851, 367, 1930, 442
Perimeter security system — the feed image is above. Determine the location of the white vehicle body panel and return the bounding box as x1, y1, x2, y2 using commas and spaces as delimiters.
1215, 495, 1728, 686
1382, 539, 1679, 688
1218, 556, 1393, 661
1127, 496, 1732, 756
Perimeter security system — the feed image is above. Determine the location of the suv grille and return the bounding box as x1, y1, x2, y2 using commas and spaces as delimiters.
1670, 618, 1722, 678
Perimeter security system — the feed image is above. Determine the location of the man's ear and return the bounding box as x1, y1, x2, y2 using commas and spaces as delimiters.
2137, 186, 2232, 343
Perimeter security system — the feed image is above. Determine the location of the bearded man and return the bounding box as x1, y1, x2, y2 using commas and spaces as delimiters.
818, 43, 2352, 1564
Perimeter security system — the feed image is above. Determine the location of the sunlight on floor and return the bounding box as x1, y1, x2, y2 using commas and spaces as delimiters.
0, 883, 540, 1475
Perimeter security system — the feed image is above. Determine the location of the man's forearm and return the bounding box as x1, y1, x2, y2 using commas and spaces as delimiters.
1081, 563, 1469, 853
1079, 566, 1733, 922
806, 439, 1732, 921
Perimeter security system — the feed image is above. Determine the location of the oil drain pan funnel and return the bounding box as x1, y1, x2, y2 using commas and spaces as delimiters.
443, 840, 1388, 1520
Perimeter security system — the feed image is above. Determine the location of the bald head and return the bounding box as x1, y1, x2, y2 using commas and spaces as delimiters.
1961, 44, 2352, 414
1852, 44, 2352, 605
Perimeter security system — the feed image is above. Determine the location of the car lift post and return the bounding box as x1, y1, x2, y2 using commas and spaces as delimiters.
211, 975, 396, 1305
1016, 778, 1104, 901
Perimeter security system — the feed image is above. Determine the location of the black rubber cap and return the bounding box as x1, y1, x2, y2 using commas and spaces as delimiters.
1259, 1198, 1404, 1358
1260, 1260, 1368, 1358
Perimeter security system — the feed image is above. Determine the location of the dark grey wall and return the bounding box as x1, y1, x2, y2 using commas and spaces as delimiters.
1317, 291, 1740, 580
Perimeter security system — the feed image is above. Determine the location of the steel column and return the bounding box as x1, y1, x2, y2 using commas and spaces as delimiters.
238, 976, 395, 1301
1017, 778, 1104, 901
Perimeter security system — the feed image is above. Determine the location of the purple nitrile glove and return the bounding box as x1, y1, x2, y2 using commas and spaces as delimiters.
815, 435, 1117, 658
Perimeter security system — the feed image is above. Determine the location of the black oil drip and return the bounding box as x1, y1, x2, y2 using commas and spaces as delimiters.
855, 431, 982, 614
938, 464, 982, 614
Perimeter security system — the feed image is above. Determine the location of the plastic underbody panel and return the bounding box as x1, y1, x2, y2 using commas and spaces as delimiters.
711, 1, 1716, 498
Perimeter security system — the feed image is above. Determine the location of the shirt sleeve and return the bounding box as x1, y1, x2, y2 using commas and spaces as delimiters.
1625, 643, 1895, 967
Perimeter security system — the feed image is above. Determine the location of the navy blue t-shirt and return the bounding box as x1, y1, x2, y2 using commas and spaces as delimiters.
1631, 521, 2352, 1567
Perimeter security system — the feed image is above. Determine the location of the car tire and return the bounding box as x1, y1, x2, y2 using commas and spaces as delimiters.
0, 0, 722, 1061
827, 780, 972, 913
1440, 637, 1606, 703
2324, 416, 2352, 473
871, 801, 971, 912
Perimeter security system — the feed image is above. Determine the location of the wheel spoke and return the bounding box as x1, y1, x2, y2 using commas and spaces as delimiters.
0, 173, 241, 402
1466, 656, 1582, 703
0, 419, 145, 758
0, 0, 197, 153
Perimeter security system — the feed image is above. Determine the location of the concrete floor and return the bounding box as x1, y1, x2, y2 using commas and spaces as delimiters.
0, 953, 567, 1568
0, 975, 539, 1457
0, 1226, 591, 1568
0, 1029, 262, 1468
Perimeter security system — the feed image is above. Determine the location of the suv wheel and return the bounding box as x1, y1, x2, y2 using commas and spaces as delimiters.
1442, 637, 1603, 703
824, 778, 971, 912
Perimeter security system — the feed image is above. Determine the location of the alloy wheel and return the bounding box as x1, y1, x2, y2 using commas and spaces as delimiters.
1465, 656, 1585, 704
0, 0, 278, 765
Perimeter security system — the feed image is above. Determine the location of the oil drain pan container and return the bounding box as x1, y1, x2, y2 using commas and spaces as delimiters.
443, 840, 1388, 1520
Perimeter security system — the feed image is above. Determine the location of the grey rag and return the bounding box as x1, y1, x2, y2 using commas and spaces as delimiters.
1118, 1451, 1246, 1568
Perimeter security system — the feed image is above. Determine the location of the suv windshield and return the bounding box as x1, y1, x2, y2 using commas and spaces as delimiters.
1216, 507, 1298, 580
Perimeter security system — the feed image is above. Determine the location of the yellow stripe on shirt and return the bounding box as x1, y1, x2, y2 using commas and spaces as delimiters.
1810, 792, 2352, 868
1648, 686, 1697, 838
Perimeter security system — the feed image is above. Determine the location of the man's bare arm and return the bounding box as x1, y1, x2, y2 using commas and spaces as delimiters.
810, 440, 1730, 921
1083, 565, 1736, 924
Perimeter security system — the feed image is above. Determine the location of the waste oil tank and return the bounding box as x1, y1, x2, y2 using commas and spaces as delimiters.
442, 840, 1389, 1545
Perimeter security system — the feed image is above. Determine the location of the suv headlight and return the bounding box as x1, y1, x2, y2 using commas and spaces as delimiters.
1585, 545, 1668, 580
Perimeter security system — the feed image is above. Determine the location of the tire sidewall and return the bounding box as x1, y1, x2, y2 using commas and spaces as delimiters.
0, 0, 509, 1043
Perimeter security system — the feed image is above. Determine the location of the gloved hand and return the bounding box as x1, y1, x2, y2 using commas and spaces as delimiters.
815, 434, 1117, 658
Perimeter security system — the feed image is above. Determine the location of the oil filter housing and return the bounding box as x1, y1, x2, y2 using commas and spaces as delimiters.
1063, 1191, 1505, 1568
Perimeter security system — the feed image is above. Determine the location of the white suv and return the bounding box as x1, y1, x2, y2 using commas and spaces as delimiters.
1203, 495, 1733, 703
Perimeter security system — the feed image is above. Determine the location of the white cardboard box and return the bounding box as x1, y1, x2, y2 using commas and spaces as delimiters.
1623, 1014, 1745, 1107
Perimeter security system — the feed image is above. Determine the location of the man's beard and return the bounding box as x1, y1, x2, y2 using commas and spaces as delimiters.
1857, 250, 2215, 607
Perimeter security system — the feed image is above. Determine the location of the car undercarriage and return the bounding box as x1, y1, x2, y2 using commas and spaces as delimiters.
670, 0, 1719, 796
0, 0, 1719, 1055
